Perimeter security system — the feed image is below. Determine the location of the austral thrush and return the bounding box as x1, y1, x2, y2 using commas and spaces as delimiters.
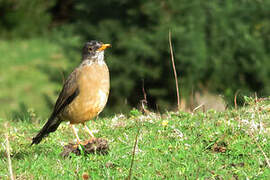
32, 41, 111, 145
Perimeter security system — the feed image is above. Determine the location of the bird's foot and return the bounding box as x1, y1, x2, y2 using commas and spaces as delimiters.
73, 138, 96, 148
81, 138, 97, 145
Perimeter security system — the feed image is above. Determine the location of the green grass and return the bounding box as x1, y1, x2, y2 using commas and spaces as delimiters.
1, 99, 270, 179
0, 38, 80, 119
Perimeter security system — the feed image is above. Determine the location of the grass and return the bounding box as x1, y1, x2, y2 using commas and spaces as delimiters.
0, 38, 80, 118
0, 98, 270, 179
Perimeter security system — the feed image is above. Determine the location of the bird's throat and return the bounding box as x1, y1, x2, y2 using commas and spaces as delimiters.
81, 51, 105, 66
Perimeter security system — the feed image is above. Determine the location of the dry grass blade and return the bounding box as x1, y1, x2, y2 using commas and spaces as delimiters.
141, 79, 150, 114
126, 127, 140, 180
193, 103, 205, 113
142, 79, 147, 102
5, 125, 15, 180
234, 90, 240, 109
169, 30, 180, 110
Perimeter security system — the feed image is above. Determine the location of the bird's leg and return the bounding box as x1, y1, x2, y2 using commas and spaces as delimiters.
71, 124, 81, 144
83, 123, 95, 138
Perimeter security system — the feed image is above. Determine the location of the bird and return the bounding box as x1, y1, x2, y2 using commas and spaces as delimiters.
31, 40, 111, 145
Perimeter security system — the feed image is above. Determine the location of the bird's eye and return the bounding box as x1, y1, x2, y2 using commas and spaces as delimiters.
88, 47, 93, 51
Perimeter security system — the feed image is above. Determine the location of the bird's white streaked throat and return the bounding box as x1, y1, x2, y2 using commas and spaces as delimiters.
81, 51, 105, 66
95, 50, 105, 65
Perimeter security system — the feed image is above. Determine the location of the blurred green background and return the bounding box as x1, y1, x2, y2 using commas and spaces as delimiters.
0, 0, 270, 119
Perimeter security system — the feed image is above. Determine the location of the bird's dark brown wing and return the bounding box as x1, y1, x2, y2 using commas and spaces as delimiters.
31, 68, 80, 145
52, 68, 80, 117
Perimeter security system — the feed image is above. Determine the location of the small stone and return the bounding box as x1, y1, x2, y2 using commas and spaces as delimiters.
82, 172, 90, 180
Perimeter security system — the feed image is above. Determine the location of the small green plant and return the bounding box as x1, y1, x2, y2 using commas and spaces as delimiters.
243, 96, 255, 105
129, 109, 142, 117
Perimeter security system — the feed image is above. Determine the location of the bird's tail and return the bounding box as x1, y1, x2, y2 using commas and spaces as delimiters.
31, 115, 61, 145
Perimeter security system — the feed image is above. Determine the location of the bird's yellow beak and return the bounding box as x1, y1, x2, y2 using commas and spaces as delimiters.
98, 44, 111, 51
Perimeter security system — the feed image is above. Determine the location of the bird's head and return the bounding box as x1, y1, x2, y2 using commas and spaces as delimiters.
82, 40, 111, 62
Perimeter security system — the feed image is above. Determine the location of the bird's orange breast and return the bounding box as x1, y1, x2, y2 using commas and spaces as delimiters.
61, 63, 110, 124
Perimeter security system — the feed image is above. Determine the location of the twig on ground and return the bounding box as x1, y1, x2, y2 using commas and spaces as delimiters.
256, 97, 270, 102
169, 30, 181, 110
5, 125, 15, 180
193, 103, 205, 113
141, 79, 150, 114
254, 92, 258, 102
142, 79, 147, 103
234, 90, 240, 109
127, 127, 140, 180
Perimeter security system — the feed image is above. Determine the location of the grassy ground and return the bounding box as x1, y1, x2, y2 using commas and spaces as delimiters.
0, 98, 270, 179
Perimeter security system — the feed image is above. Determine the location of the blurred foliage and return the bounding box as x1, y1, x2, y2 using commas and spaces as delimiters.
68, 0, 270, 110
0, 39, 68, 118
1, 0, 270, 115
0, 0, 56, 38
